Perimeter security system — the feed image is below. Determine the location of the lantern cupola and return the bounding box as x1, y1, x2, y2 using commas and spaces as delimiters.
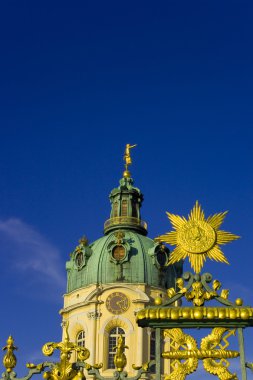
104, 144, 147, 235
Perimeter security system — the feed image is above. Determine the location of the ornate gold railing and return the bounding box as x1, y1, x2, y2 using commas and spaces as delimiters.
1, 325, 154, 380
104, 217, 147, 232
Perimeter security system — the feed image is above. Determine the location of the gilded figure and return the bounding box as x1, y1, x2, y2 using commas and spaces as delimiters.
113, 335, 129, 372
123, 144, 137, 170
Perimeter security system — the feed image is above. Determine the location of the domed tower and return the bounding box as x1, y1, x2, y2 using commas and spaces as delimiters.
60, 146, 182, 377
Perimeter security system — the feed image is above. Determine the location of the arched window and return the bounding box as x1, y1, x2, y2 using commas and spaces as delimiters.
131, 201, 137, 218
121, 200, 128, 216
108, 327, 125, 369
113, 202, 118, 218
76, 330, 85, 347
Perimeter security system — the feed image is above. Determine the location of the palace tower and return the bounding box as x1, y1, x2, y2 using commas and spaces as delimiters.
60, 148, 182, 377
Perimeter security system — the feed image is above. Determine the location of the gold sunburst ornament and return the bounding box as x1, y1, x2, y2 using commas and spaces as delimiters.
156, 201, 239, 274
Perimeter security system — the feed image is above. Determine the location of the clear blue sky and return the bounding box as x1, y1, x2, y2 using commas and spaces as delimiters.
0, 1, 253, 377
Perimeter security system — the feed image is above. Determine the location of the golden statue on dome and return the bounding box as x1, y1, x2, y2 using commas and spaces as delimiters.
123, 144, 137, 177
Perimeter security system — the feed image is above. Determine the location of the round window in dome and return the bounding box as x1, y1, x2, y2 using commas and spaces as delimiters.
156, 250, 168, 267
112, 245, 126, 261
75, 252, 84, 268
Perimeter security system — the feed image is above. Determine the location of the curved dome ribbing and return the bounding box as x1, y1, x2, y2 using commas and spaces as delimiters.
65, 175, 182, 293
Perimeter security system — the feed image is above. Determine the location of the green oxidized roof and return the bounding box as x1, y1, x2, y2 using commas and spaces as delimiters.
66, 175, 182, 293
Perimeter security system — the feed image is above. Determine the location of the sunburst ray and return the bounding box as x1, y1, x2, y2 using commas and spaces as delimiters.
207, 211, 228, 230
189, 201, 205, 221
168, 246, 188, 264
156, 231, 178, 245
216, 230, 240, 245
206, 246, 229, 264
166, 213, 187, 229
189, 253, 206, 274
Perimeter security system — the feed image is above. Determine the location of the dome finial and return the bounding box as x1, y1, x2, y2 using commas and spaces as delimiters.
123, 143, 137, 178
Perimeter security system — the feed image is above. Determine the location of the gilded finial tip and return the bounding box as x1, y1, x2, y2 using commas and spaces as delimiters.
123, 170, 131, 178
78, 236, 88, 246
7, 336, 14, 345
3, 335, 17, 372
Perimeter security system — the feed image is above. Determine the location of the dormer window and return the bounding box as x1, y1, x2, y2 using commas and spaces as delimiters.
75, 252, 84, 267
112, 245, 126, 261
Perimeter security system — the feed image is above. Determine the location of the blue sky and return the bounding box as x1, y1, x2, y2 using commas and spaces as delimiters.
0, 1, 253, 377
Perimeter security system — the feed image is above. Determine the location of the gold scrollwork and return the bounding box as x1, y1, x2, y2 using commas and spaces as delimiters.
42, 322, 90, 380
166, 276, 231, 307
163, 329, 199, 380
201, 328, 239, 379
163, 328, 239, 380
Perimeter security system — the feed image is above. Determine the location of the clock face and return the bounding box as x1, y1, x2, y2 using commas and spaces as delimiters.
106, 292, 130, 315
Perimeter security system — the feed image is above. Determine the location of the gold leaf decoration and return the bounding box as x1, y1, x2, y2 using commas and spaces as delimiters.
156, 201, 239, 273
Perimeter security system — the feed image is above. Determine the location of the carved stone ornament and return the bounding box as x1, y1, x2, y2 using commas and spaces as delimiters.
87, 311, 102, 319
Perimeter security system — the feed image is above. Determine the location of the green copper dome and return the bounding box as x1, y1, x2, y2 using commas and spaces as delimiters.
66, 174, 182, 293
